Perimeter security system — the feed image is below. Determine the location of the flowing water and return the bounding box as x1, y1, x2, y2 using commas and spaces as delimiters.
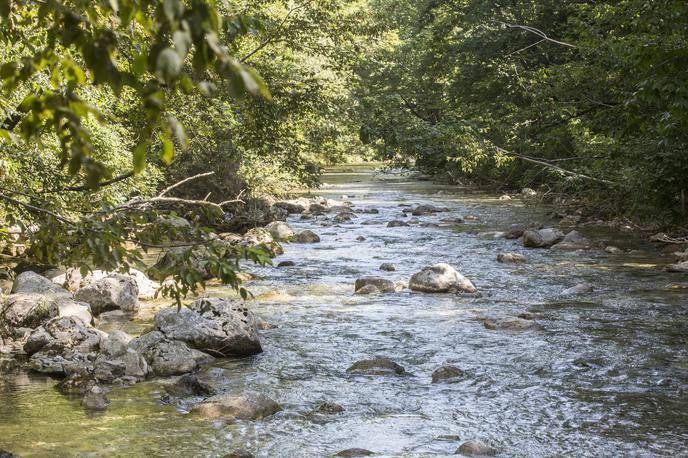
1, 167, 688, 457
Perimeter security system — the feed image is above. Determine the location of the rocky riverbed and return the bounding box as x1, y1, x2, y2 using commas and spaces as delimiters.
1, 166, 687, 457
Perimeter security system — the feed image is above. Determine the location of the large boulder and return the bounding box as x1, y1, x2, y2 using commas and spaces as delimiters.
354, 277, 396, 294
23, 316, 103, 376
551, 230, 592, 250
93, 330, 149, 383
411, 204, 442, 216
129, 331, 213, 376
154, 298, 262, 357
74, 274, 139, 315
192, 392, 282, 420
522, 228, 565, 248
293, 230, 320, 243
264, 221, 294, 241
409, 263, 476, 293
11, 271, 72, 296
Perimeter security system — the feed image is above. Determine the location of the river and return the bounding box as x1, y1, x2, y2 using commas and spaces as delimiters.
1, 166, 687, 457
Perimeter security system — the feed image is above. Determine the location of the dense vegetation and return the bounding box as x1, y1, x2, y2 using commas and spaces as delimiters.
1, 0, 687, 298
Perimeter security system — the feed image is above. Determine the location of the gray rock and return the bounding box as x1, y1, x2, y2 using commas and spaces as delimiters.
293, 230, 321, 243
504, 224, 526, 239
74, 274, 139, 315
354, 284, 380, 295
523, 228, 565, 248
411, 204, 441, 216
483, 317, 543, 332
11, 271, 72, 296
223, 450, 255, 458
277, 261, 295, 267
432, 365, 464, 383
130, 331, 214, 376
1, 293, 58, 336
561, 283, 594, 295
94, 331, 148, 383
379, 263, 396, 272
552, 230, 592, 250
264, 221, 294, 241
273, 201, 306, 214
667, 261, 688, 273
497, 253, 527, 264
313, 402, 345, 415
455, 440, 497, 456
387, 220, 410, 227
409, 263, 476, 293
54, 300, 93, 325
193, 392, 282, 420
347, 358, 405, 376
354, 277, 396, 294
605, 245, 623, 254
154, 298, 262, 357
56, 373, 97, 395
334, 212, 355, 223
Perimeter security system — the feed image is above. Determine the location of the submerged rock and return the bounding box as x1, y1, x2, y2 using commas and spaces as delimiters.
335, 449, 374, 457
496, 253, 527, 264
74, 274, 139, 315
313, 402, 345, 415
82, 385, 109, 411
605, 245, 623, 254
483, 317, 543, 332
293, 230, 321, 243
504, 224, 526, 239
154, 298, 262, 357
347, 358, 405, 376
411, 204, 441, 216
223, 450, 255, 458
193, 392, 282, 420
354, 285, 380, 295
522, 228, 564, 248
561, 283, 593, 296
387, 220, 410, 227
432, 365, 465, 384
409, 263, 476, 293
455, 440, 497, 456
379, 263, 396, 272
264, 221, 294, 241
277, 260, 295, 267
166, 373, 216, 397
354, 277, 396, 294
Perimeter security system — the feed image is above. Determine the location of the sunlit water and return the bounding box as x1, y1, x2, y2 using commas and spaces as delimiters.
1, 166, 687, 457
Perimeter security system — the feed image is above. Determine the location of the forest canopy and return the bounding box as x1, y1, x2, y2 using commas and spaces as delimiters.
1, 0, 687, 299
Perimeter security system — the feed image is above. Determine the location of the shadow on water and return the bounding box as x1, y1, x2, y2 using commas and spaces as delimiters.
1, 165, 687, 457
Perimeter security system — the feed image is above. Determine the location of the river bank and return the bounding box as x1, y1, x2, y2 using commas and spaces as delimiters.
1, 166, 687, 457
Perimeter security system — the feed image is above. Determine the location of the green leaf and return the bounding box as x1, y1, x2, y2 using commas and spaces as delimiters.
163, 0, 183, 23
156, 48, 182, 83
160, 134, 174, 164
132, 140, 150, 173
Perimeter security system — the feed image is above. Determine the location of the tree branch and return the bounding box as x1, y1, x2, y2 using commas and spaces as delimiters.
495, 21, 577, 49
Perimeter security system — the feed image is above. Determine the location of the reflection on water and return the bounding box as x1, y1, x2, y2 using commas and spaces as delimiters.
1, 165, 688, 457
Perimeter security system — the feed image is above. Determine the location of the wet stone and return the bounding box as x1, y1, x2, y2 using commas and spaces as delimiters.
313, 402, 345, 415
379, 263, 396, 272
334, 449, 374, 457
432, 365, 464, 383
346, 358, 405, 376
455, 440, 497, 456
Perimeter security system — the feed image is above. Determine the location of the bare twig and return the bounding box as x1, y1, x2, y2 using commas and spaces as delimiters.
240, 4, 305, 63
158, 171, 215, 197
494, 21, 577, 49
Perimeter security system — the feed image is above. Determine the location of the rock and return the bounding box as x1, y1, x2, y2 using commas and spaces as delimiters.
0, 293, 58, 336
160, 215, 191, 229
277, 261, 295, 267
411, 204, 441, 216
264, 221, 294, 241
522, 228, 564, 248
54, 268, 159, 299
255, 318, 277, 330
241, 228, 275, 246
308, 203, 328, 214
483, 317, 543, 332
518, 311, 544, 320
354, 277, 396, 294
94, 331, 148, 383
552, 230, 592, 250
128, 269, 160, 300
56, 373, 97, 395
379, 263, 396, 272
54, 300, 93, 325
359, 208, 379, 214
193, 392, 282, 420
166, 373, 216, 397
334, 212, 356, 223
521, 188, 537, 198
496, 253, 527, 264
130, 331, 213, 376
0, 450, 20, 458
476, 231, 505, 239
387, 220, 409, 227
464, 215, 480, 221
674, 249, 688, 262
223, 451, 255, 458
356, 235, 366, 241
152, 246, 214, 280
273, 201, 306, 214
605, 245, 623, 254
455, 440, 497, 456
82, 385, 109, 411
313, 402, 344, 415
354, 284, 380, 295
293, 230, 320, 243
499, 195, 511, 201
11, 271, 72, 296
561, 283, 594, 295
409, 263, 476, 293
504, 224, 526, 239
74, 274, 139, 315
154, 298, 262, 357
559, 215, 581, 226
667, 261, 688, 273
24, 316, 103, 376
347, 358, 405, 376
441, 217, 464, 224
335, 449, 374, 457
432, 365, 464, 383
